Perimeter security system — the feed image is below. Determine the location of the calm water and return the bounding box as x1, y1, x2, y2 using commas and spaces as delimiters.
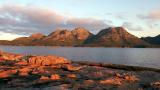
0, 46, 160, 68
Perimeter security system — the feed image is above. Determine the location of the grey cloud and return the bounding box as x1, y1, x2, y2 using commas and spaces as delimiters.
115, 13, 128, 20
0, 5, 110, 36
137, 9, 160, 20
106, 12, 128, 20
122, 22, 143, 31
137, 9, 160, 29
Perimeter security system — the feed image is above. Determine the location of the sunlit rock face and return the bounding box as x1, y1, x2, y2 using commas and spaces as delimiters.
72, 27, 93, 40
28, 55, 71, 66
42, 27, 93, 46
45, 29, 75, 41
0, 27, 93, 46
0, 70, 18, 78
0, 51, 23, 60
29, 33, 45, 39
42, 29, 76, 46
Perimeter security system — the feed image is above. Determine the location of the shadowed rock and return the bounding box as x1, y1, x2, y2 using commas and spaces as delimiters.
151, 80, 160, 88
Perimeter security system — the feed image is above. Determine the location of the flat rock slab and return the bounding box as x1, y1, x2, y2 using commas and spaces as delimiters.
28, 55, 71, 66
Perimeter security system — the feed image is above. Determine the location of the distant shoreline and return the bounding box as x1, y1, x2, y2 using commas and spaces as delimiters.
0, 45, 160, 48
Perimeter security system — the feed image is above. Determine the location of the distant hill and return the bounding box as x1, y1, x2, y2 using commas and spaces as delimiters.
142, 35, 160, 45
40, 27, 93, 46
0, 40, 11, 45
0, 27, 92, 46
83, 27, 149, 47
11, 33, 46, 46
0, 27, 150, 47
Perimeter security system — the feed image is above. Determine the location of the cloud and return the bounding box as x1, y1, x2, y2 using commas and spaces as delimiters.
0, 5, 110, 36
137, 8, 160, 20
106, 12, 128, 20
122, 22, 143, 31
137, 8, 160, 29
0, 31, 24, 40
115, 13, 128, 20
67, 18, 108, 30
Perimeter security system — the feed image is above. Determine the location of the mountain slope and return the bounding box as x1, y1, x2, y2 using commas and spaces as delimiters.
83, 27, 148, 47
42, 29, 76, 46
71, 27, 93, 45
11, 33, 45, 46
41, 28, 93, 46
4, 27, 92, 46
141, 35, 160, 45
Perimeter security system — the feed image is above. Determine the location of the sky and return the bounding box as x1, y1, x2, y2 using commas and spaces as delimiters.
0, 0, 160, 40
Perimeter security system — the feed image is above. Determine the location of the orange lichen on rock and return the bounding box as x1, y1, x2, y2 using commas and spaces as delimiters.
15, 61, 28, 66
0, 52, 23, 61
100, 77, 122, 85
18, 67, 32, 76
67, 74, 77, 78
124, 75, 139, 82
28, 55, 70, 66
115, 73, 139, 82
40, 76, 50, 80
100, 73, 139, 86
0, 70, 18, 78
50, 74, 61, 80
61, 64, 83, 71
19, 67, 32, 73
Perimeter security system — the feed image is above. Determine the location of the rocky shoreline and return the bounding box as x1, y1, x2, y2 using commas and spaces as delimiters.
0, 51, 160, 90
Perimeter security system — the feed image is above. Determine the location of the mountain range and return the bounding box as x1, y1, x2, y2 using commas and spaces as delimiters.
141, 35, 160, 45
0, 27, 159, 47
